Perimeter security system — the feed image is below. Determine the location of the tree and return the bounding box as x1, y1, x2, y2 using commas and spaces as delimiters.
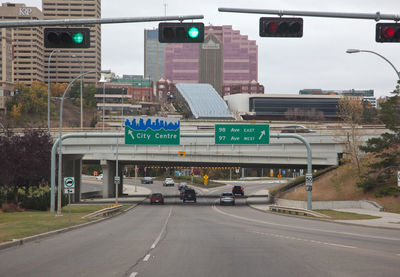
337, 96, 363, 174
0, 129, 52, 204
358, 82, 400, 192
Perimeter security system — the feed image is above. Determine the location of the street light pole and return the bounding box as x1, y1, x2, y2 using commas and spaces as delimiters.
80, 61, 83, 129
72, 55, 84, 130
57, 69, 110, 216
346, 49, 400, 80
48, 49, 59, 133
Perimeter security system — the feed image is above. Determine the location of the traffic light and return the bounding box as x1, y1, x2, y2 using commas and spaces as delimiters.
158, 22, 204, 43
376, 23, 400, 43
44, 28, 90, 48
259, 17, 303, 37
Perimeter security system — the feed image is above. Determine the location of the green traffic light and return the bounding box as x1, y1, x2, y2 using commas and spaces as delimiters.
72, 32, 84, 44
188, 27, 199, 39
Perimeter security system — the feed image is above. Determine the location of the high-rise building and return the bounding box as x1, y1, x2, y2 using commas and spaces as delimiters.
144, 29, 164, 86
163, 25, 260, 95
0, 3, 44, 87
42, 0, 101, 84
0, 25, 13, 115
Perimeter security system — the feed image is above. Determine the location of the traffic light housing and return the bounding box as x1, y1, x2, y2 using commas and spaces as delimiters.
259, 17, 303, 38
44, 28, 90, 48
158, 22, 204, 43
376, 23, 400, 43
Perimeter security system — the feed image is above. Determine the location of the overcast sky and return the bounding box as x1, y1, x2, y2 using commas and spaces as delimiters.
4, 0, 400, 98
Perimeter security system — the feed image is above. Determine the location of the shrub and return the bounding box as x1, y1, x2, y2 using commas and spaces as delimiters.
1, 202, 24, 212
375, 186, 400, 198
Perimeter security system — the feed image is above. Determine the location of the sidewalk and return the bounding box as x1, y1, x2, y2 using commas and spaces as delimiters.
248, 190, 400, 230
80, 185, 151, 204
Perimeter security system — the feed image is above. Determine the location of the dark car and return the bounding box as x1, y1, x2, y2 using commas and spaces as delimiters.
179, 185, 190, 200
182, 188, 196, 203
220, 192, 235, 205
280, 125, 314, 133
178, 182, 188, 191
150, 193, 164, 204
141, 177, 153, 184
232, 185, 244, 196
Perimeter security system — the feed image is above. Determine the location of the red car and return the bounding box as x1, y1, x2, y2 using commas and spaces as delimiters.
150, 193, 164, 204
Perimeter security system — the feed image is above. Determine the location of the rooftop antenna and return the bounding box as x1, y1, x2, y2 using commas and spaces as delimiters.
163, 1, 167, 16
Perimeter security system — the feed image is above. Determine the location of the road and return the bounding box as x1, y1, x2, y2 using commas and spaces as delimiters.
1, 180, 399, 277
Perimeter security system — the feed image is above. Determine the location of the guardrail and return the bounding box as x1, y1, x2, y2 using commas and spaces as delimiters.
269, 205, 330, 218
82, 204, 123, 219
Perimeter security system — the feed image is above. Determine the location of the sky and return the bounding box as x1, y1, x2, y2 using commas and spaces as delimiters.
4, 0, 400, 98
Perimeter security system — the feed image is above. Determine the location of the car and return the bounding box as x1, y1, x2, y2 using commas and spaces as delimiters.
182, 188, 196, 203
141, 177, 153, 184
150, 193, 164, 204
96, 173, 103, 180
163, 178, 175, 186
178, 182, 188, 191
220, 192, 235, 205
179, 185, 189, 200
280, 125, 315, 133
232, 185, 244, 196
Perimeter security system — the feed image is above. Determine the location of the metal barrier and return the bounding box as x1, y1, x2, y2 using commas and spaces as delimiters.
82, 205, 123, 219
269, 205, 329, 218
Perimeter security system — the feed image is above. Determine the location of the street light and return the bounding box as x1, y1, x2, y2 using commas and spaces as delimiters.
346, 49, 400, 80
57, 69, 111, 216
98, 74, 109, 132
48, 49, 60, 133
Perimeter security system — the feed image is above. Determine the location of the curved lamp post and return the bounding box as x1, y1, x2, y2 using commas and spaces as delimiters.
346, 49, 400, 80
48, 49, 60, 132
57, 69, 111, 216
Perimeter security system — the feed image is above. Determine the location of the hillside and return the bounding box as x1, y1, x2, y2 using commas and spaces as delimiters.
1, 99, 97, 128
281, 160, 400, 213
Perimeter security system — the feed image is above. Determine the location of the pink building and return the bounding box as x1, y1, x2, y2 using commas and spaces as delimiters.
163, 25, 261, 96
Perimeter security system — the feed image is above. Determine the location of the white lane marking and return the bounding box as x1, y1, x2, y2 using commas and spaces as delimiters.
129, 272, 138, 277
143, 254, 151, 262
151, 207, 172, 249
252, 230, 356, 249
212, 204, 400, 242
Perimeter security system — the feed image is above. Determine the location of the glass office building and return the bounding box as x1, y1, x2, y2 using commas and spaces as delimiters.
144, 29, 165, 86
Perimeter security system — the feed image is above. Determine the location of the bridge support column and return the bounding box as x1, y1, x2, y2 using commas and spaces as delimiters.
100, 160, 124, 198
101, 160, 114, 198
63, 155, 83, 203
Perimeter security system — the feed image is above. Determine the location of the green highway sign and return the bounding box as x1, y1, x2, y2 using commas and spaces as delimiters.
215, 124, 270, 144
125, 117, 180, 145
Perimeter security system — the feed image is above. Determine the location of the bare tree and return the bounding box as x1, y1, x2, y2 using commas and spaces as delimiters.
337, 97, 363, 174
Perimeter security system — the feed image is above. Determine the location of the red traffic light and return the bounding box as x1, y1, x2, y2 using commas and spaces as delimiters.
260, 17, 303, 38
376, 23, 400, 42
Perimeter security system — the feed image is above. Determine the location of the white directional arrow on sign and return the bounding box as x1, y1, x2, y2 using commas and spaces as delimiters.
128, 129, 135, 140
259, 130, 266, 140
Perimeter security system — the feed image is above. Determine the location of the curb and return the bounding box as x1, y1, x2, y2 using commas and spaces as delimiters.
0, 198, 146, 252
246, 202, 400, 231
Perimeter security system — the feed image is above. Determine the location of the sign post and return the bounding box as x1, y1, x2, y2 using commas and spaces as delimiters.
64, 177, 74, 222
215, 124, 269, 144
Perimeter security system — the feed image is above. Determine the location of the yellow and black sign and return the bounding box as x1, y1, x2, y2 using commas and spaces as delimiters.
177, 151, 186, 157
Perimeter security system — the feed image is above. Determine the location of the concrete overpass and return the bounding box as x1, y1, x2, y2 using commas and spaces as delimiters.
51, 124, 385, 210
56, 131, 345, 202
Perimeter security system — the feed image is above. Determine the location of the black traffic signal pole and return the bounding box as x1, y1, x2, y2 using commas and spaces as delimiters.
218, 7, 400, 21
0, 15, 204, 28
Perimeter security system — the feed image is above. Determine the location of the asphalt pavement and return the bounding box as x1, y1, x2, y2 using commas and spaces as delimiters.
1, 178, 398, 276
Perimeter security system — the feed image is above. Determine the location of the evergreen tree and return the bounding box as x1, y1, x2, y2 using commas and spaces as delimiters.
358, 82, 400, 192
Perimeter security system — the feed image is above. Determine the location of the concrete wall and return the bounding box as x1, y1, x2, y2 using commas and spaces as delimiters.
275, 198, 382, 211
